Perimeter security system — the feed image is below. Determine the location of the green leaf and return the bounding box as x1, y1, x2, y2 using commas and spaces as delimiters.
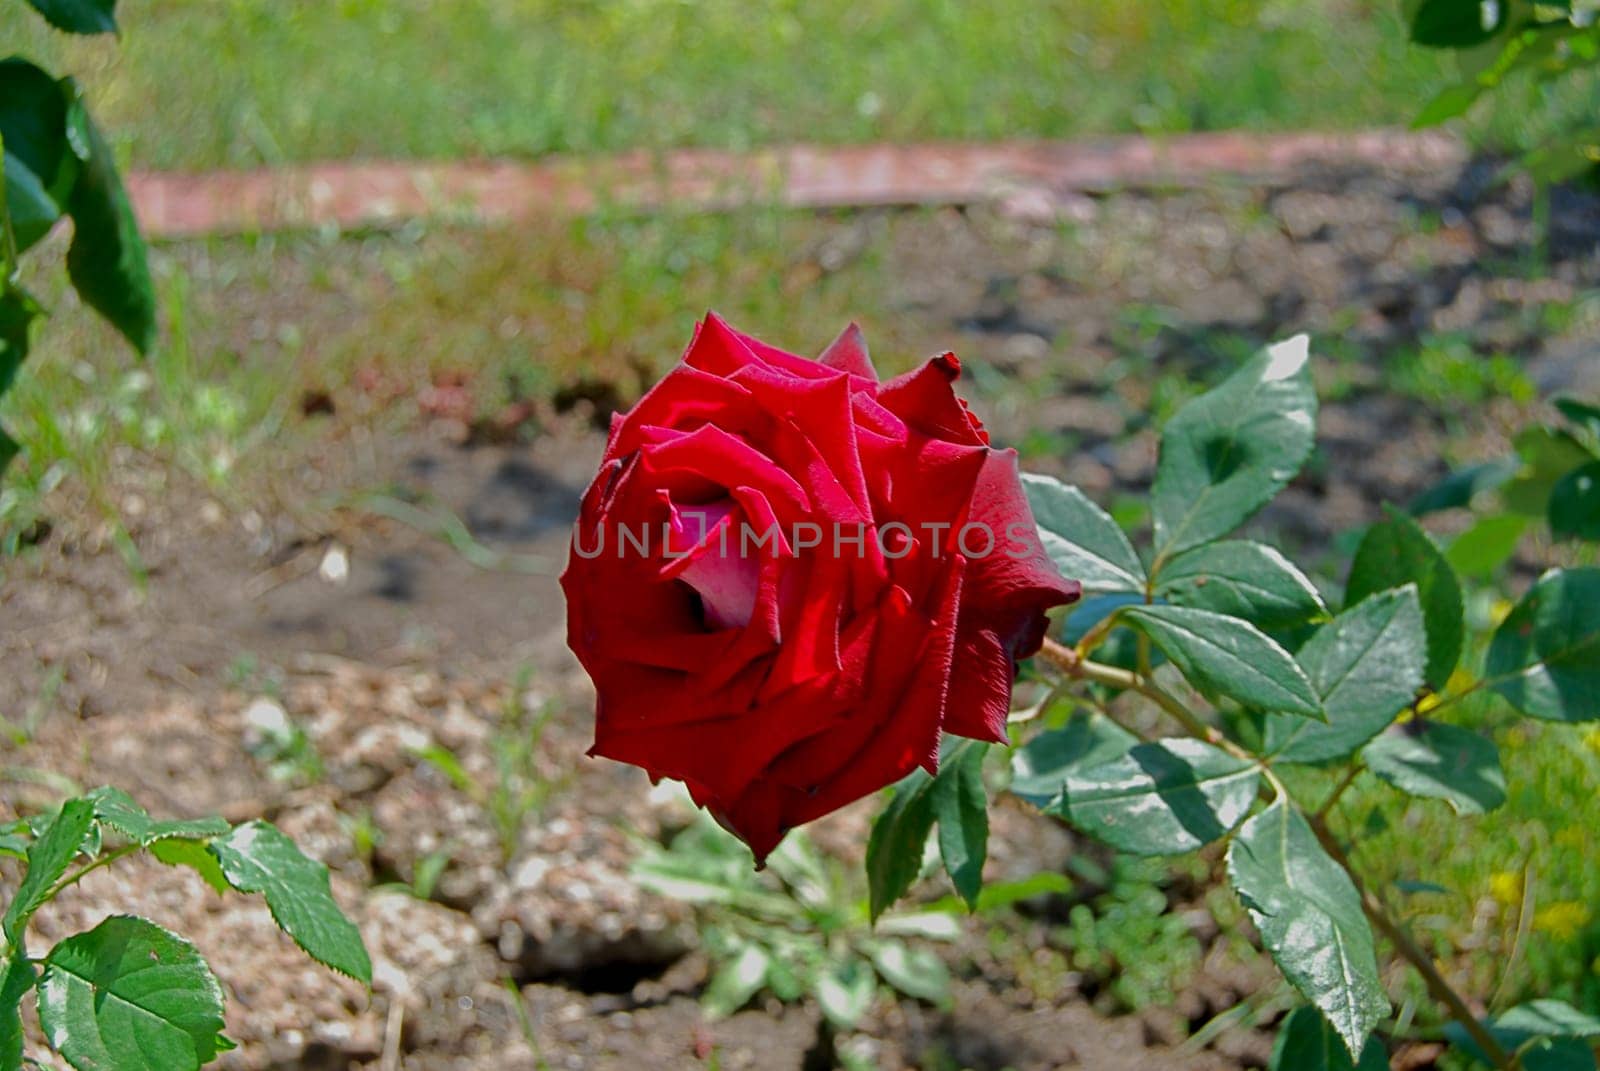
2, 151, 63, 255
1009, 710, 1138, 809
1486, 568, 1600, 723
932, 742, 987, 910
1122, 604, 1323, 719
867, 940, 950, 1006
1059, 738, 1260, 856
919, 872, 1076, 916
61, 88, 156, 354
1228, 802, 1387, 1059
0, 60, 80, 253
1447, 1000, 1600, 1071
3, 797, 95, 945
86, 787, 230, 846
0, 427, 16, 478
1362, 720, 1506, 815
1021, 473, 1146, 594
149, 838, 231, 896
814, 958, 876, 1029
1270, 1005, 1389, 1071
37, 916, 226, 1071
23, 0, 119, 34
1266, 587, 1427, 764
1411, 0, 1508, 47
1346, 508, 1463, 689
1157, 540, 1328, 629
1504, 427, 1595, 517
1497, 999, 1600, 1040
702, 943, 770, 1018
1151, 335, 1317, 560
1, 950, 36, 1071
1446, 514, 1528, 579
866, 769, 937, 922
0, 288, 41, 402
1412, 81, 1485, 126
1407, 459, 1516, 516
1549, 461, 1600, 541
209, 821, 372, 983
1555, 396, 1600, 441
873, 911, 963, 940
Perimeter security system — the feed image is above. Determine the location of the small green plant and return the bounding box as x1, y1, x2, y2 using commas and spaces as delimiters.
414, 666, 559, 862
1, 786, 370, 1071
635, 818, 953, 1032
635, 812, 1073, 1037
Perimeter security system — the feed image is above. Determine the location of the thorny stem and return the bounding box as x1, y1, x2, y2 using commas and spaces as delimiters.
44, 844, 140, 902
1034, 636, 1519, 1071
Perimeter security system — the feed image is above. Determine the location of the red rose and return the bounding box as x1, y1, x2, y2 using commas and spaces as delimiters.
562, 314, 1079, 860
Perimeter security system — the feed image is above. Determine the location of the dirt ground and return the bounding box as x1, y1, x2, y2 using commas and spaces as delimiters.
2, 153, 1598, 1069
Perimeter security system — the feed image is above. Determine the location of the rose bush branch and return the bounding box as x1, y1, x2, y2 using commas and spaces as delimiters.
1032, 633, 1520, 1071
565, 319, 1600, 1066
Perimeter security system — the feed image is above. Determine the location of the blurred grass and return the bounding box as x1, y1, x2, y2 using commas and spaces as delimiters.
0, 0, 1517, 171
0, 208, 908, 541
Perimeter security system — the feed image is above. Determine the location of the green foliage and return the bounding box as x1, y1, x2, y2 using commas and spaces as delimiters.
1447, 999, 1600, 1071
1346, 508, 1464, 690
874, 338, 1600, 1068
1269, 1004, 1389, 1071
1486, 568, 1600, 723
1121, 604, 1322, 719
1548, 461, 1600, 542
1264, 586, 1427, 764
1155, 540, 1328, 629
209, 823, 371, 983
1009, 708, 1139, 810
23, 0, 118, 36
0, 1, 1466, 172
1022, 474, 1147, 595
0, 0, 155, 480
1406, 0, 1600, 188
1362, 719, 1507, 816
1054, 738, 1260, 856
1229, 801, 1388, 1056
37, 917, 227, 1070
0, 788, 370, 1071
865, 740, 991, 921
931, 741, 988, 910
1149, 334, 1316, 561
